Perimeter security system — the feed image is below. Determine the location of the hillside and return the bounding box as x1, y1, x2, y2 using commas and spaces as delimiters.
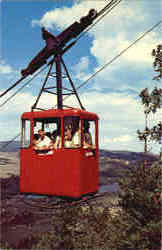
0, 141, 159, 249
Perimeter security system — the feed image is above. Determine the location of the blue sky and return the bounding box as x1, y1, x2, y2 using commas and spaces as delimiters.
0, 0, 162, 153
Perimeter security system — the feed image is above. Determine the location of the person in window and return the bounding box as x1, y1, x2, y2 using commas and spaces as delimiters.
33, 129, 54, 154
83, 121, 94, 149
71, 120, 81, 148
33, 133, 40, 147
64, 123, 73, 148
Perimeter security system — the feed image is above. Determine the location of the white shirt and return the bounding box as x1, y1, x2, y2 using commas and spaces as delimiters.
37, 136, 52, 147
72, 131, 81, 146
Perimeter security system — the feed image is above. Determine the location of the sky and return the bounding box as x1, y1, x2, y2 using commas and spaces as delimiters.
0, 0, 162, 153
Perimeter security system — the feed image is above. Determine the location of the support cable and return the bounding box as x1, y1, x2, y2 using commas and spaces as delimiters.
77, 0, 123, 41
58, 20, 162, 107
0, 63, 49, 108
77, 21, 162, 91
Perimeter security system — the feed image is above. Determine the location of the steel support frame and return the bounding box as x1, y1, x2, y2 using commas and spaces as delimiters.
31, 53, 84, 111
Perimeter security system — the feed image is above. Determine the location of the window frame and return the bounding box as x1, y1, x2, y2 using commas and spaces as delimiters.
33, 117, 62, 151
63, 116, 97, 150
63, 116, 81, 149
21, 119, 31, 148
82, 119, 97, 149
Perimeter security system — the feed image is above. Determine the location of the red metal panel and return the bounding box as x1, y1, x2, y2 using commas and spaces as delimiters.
21, 108, 99, 121
20, 148, 98, 197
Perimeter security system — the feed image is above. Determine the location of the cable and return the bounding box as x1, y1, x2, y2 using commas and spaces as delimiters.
0, 76, 26, 98
76, 0, 122, 41
0, 63, 49, 108
55, 20, 162, 107
77, 21, 162, 90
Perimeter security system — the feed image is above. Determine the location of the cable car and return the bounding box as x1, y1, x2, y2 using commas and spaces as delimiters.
20, 108, 99, 198
18, 10, 99, 198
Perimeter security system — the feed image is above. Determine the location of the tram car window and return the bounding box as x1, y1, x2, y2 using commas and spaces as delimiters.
21, 119, 31, 148
30, 117, 61, 154
64, 116, 81, 148
83, 119, 96, 149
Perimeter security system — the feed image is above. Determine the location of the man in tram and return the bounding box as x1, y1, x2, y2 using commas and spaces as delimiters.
33, 129, 54, 154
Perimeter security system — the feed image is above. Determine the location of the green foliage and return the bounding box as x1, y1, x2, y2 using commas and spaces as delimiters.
118, 160, 162, 249
32, 161, 161, 250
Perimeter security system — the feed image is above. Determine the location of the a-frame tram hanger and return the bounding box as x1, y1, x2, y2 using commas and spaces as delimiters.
31, 45, 85, 111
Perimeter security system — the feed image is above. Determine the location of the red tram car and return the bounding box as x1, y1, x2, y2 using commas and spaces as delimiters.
20, 108, 99, 198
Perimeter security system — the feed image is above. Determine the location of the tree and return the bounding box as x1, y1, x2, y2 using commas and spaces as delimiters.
137, 45, 162, 155
152, 44, 162, 80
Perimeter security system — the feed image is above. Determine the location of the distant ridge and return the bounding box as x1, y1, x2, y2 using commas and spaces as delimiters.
0, 141, 20, 152
0, 141, 158, 162
99, 149, 157, 163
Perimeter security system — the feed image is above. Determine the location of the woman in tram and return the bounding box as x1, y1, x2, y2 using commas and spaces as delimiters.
64, 123, 73, 148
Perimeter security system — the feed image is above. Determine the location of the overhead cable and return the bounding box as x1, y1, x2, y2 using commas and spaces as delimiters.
59, 20, 162, 105
0, 63, 49, 108
77, 0, 122, 41
77, 21, 162, 90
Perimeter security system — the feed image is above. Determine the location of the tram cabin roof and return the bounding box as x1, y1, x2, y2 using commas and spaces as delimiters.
21, 108, 99, 120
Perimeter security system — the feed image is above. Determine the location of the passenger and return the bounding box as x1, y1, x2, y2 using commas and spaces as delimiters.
71, 121, 81, 148
83, 121, 94, 149
33, 133, 40, 149
33, 129, 54, 154
64, 124, 73, 148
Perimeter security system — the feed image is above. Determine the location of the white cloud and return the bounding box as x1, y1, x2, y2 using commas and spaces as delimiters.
105, 135, 133, 143
31, 1, 106, 29
0, 60, 13, 74
72, 56, 92, 81
90, 31, 159, 67
76, 91, 162, 153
